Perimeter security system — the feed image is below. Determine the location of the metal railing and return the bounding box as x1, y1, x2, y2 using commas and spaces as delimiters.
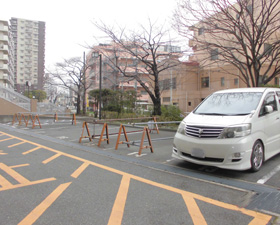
0, 86, 30, 111
37, 102, 66, 114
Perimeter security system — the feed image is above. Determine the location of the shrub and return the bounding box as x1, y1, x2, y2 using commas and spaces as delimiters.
160, 105, 182, 121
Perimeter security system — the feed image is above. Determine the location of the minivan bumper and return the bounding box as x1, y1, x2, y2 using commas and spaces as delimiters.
172, 133, 253, 170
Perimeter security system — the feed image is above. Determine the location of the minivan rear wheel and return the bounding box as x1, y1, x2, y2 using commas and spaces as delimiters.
250, 140, 264, 172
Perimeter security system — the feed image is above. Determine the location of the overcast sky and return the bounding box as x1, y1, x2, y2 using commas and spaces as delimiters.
2, 0, 178, 69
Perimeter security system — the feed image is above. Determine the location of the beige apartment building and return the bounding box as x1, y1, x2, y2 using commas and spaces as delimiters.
86, 43, 185, 112
161, 0, 280, 113
10, 18, 45, 93
86, 43, 155, 111
0, 20, 15, 89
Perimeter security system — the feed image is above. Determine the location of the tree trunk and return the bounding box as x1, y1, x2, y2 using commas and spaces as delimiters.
82, 91, 86, 115
76, 94, 81, 115
153, 98, 161, 116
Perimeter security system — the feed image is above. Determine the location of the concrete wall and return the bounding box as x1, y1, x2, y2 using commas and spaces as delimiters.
0, 98, 29, 115
0, 98, 38, 122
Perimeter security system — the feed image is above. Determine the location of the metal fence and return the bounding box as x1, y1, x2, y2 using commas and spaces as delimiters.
37, 102, 66, 114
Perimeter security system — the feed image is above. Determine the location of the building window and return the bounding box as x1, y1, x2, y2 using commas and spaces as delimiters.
198, 27, 205, 35
163, 97, 170, 102
234, 78, 239, 86
159, 78, 177, 90
201, 77, 209, 88
264, 43, 272, 56
210, 49, 219, 60
221, 77, 225, 87
246, 4, 253, 15
141, 91, 147, 95
274, 77, 279, 86
171, 77, 176, 89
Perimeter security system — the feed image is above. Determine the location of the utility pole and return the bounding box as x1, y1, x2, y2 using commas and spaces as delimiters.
83, 51, 87, 115
99, 54, 102, 120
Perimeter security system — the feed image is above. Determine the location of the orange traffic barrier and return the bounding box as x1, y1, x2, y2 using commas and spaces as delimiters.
19, 114, 27, 126
72, 113, 76, 125
25, 114, 34, 127
139, 127, 154, 155
12, 113, 20, 125
97, 123, 109, 146
79, 122, 92, 143
149, 117, 159, 134
31, 115, 42, 129
54, 112, 58, 122
79, 122, 109, 146
115, 124, 154, 155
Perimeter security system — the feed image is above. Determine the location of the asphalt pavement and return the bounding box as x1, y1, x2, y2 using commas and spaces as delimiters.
0, 117, 279, 224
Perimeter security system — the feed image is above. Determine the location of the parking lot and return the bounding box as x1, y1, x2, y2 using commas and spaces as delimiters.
2, 116, 280, 215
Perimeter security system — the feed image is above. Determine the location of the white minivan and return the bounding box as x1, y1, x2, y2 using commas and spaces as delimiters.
172, 88, 280, 171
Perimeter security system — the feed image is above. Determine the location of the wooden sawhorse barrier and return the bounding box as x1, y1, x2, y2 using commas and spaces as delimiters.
12, 113, 27, 126
79, 122, 109, 146
12, 113, 20, 125
12, 113, 41, 129
54, 113, 76, 125
149, 117, 159, 134
29, 114, 42, 129
115, 124, 154, 155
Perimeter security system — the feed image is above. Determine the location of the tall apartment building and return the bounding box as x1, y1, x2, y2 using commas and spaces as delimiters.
0, 20, 15, 89
10, 18, 45, 93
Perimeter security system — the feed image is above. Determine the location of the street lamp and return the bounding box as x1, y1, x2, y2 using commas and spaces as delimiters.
92, 52, 102, 120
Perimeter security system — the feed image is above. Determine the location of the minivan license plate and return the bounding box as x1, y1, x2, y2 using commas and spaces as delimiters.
191, 148, 205, 158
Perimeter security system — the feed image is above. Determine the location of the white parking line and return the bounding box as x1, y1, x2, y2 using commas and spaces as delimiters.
136, 154, 147, 157
127, 152, 138, 155
166, 159, 175, 163
257, 165, 280, 184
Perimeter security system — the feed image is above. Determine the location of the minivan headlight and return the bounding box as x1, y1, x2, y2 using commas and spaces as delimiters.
219, 124, 251, 139
177, 121, 186, 135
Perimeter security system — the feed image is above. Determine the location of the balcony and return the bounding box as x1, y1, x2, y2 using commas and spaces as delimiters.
0, 64, 9, 71
0, 25, 8, 32
0, 35, 8, 42
0, 54, 8, 61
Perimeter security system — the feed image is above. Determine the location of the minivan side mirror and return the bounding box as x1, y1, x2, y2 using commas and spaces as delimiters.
264, 105, 273, 114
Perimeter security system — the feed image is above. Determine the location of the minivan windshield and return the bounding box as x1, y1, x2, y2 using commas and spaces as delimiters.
194, 92, 263, 116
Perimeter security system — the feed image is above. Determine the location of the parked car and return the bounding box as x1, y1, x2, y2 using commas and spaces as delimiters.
172, 88, 280, 171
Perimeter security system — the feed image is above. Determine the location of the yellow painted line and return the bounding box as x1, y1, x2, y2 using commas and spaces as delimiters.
0, 174, 13, 187
0, 177, 56, 192
22, 147, 40, 155
18, 182, 71, 225
42, 153, 61, 164
182, 194, 207, 225
0, 131, 273, 224
8, 141, 26, 148
108, 175, 130, 225
71, 162, 89, 178
10, 164, 30, 169
0, 163, 30, 184
0, 137, 14, 142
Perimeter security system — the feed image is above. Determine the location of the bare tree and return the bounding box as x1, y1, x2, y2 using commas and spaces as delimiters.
48, 56, 93, 115
92, 20, 181, 115
174, 0, 280, 87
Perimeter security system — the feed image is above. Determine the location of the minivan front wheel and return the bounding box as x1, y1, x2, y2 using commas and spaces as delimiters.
250, 140, 264, 172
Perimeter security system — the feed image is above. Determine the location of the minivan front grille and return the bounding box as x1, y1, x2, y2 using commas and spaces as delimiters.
185, 125, 224, 138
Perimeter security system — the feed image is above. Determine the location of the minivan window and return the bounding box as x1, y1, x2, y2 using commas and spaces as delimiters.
259, 93, 277, 117
194, 92, 263, 115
